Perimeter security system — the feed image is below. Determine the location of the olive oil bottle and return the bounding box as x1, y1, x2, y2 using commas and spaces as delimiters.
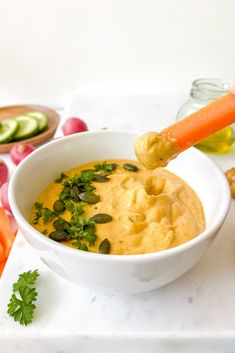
176, 78, 235, 153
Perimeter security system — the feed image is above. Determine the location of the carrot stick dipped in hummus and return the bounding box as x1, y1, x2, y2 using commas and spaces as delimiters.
135, 92, 235, 169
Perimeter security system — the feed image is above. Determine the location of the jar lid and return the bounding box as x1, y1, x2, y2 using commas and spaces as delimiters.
191, 78, 229, 102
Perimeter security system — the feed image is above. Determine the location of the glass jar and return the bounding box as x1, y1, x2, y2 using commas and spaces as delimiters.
176, 78, 234, 153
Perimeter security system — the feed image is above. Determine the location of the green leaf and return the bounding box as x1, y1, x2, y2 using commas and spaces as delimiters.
42, 208, 57, 223
7, 270, 39, 326
65, 200, 85, 215
33, 202, 43, 224
33, 203, 57, 224
94, 162, 116, 173
54, 172, 68, 184
13, 270, 39, 292
62, 170, 96, 195
66, 203, 98, 250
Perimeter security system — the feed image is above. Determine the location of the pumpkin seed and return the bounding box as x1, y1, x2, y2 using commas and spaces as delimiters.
99, 238, 111, 254
49, 230, 70, 241
53, 199, 66, 213
53, 219, 71, 231
123, 163, 139, 172
109, 163, 119, 170
84, 223, 96, 233
93, 174, 110, 182
81, 169, 94, 173
91, 213, 112, 224
62, 186, 71, 194
79, 192, 100, 204
71, 185, 80, 202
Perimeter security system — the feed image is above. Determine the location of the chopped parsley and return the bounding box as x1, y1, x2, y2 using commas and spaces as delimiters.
94, 162, 117, 173
62, 170, 96, 195
54, 172, 68, 183
65, 200, 86, 215
59, 162, 117, 201
33, 202, 58, 224
66, 202, 98, 250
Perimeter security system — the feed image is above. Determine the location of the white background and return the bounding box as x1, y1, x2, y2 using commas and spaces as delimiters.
0, 0, 234, 106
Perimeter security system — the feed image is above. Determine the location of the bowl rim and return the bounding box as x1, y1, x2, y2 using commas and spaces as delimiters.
9, 130, 231, 263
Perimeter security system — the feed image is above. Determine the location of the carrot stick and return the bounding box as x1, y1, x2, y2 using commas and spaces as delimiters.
0, 241, 4, 262
0, 260, 6, 276
161, 93, 235, 151
0, 208, 16, 259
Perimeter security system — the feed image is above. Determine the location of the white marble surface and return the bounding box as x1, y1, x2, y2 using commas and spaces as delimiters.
0, 94, 235, 353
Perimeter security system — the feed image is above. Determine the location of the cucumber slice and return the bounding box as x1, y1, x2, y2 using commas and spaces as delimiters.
0, 119, 19, 144
14, 115, 39, 141
26, 111, 48, 132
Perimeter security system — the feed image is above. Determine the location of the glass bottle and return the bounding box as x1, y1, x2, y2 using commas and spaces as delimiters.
176, 78, 235, 153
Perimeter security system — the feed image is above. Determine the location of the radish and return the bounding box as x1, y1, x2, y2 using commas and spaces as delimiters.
0, 160, 8, 186
1, 183, 12, 213
10, 143, 35, 165
230, 78, 235, 94
8, 213, 18, 234
62, 117, 88, 136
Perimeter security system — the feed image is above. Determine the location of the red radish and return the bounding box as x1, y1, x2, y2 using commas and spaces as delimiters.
8, 213, 18, 235
62, 117, 88, 136
230, 78, 235, 94
0, 160, 8, 186
1, 183, 12, 213
10, 143, 35, 165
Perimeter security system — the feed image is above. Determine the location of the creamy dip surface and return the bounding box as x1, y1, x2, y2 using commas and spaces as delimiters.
31, 160, 205, 255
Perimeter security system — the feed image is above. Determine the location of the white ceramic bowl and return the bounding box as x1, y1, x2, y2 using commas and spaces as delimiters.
9, 131, 231, 294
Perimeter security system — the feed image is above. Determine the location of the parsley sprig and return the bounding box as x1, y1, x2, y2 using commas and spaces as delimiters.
7, 270, 39, 326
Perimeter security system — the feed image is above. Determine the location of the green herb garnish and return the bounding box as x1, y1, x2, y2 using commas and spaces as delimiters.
61, 170, 96, 196
7, 270, 39, 326
79, 243, 89, 251
59, 163, 116, 202
94, 162, 117, 173
68, 206, 98, 250
54, 172, 68, 184
33, 202, 58, 224
65, 200, 86, 215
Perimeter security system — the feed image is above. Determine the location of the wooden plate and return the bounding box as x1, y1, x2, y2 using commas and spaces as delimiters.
0, 104, 60, 153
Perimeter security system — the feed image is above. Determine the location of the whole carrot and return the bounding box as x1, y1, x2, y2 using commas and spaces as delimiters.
0, 207, 16, 259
